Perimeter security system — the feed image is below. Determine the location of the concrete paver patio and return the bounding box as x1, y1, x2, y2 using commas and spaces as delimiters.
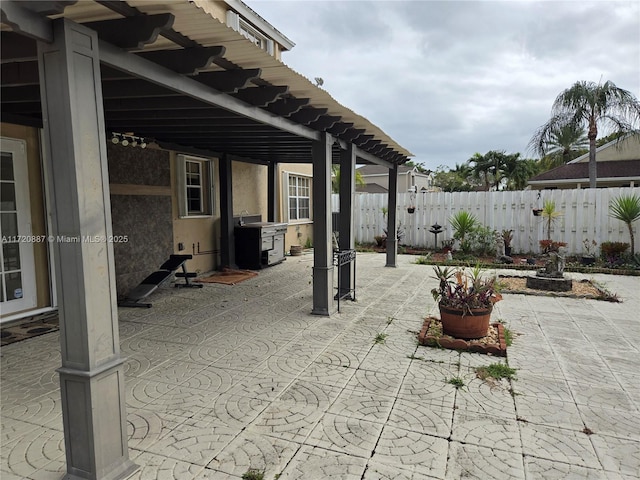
1, 253, 639, 479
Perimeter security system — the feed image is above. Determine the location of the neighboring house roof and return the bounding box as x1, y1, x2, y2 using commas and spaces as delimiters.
356, 183, 388, 193
528, 160, 640, 184
568, 133, 640, 164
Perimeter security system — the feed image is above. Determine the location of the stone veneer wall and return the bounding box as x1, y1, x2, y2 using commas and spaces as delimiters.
107, 143, 173, 297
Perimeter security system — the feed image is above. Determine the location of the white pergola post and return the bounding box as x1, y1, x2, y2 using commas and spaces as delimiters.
311, 132, 334, 315
38, 19, 136, 480
386, 163, 399, 267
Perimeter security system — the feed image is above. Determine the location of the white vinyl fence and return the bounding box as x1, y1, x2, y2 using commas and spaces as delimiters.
332, 187, 640, 255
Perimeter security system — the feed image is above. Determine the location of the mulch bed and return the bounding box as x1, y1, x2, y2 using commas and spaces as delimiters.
498, 275, 620, 302
418, 316, 507, 356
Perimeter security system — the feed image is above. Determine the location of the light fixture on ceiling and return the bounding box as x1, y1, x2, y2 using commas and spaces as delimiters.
109, 132, 148, 149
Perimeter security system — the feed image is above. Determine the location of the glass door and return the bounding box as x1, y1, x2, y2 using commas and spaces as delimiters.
1, 138, 37, 319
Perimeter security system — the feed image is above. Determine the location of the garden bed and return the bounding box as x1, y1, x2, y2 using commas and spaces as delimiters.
498, 275, 620, 302
417, 316, 507, 356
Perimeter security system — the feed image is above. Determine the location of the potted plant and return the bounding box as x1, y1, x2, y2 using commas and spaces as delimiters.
581, 239, 597, 265
532, 208, 543, 216
431, 265, 502, 339
407, 206, 416, 214
501, 229, 513, 256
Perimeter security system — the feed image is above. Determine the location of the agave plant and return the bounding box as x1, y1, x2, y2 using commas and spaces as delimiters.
449, 211, 478, 248
609, 193, 640, 255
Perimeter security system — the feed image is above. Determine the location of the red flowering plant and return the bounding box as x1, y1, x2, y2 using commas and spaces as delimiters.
431, 265, 503, 315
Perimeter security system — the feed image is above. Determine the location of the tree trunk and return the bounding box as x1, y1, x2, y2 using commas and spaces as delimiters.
629, 222, 635, 256
588, 121, 597, 188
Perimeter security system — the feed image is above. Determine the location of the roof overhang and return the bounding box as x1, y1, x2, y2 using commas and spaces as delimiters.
528, 176, 640, 186
1, 0, 412, 167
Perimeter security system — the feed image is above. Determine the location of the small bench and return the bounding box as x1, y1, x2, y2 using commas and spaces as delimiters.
119, 254, 203, 308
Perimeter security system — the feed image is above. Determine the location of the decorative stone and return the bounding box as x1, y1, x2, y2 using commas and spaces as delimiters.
526, 275, 573, 292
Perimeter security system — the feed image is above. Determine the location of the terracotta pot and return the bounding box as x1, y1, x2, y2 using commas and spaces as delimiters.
439, 304, 492, 339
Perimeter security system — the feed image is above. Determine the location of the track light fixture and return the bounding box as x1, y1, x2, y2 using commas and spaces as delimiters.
109, 132, 148, 149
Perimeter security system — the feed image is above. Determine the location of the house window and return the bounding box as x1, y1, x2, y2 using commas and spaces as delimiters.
178, 155, 213, 217
288, 174, 310, 221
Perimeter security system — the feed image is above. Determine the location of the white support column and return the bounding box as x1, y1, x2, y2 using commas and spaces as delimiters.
312, 132, 334, 315
38, 19, 136, 480
386, 163, 399, 267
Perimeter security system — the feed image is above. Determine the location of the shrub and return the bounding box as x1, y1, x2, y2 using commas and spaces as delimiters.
467, 226, 496, 256
600, 241, 629, 259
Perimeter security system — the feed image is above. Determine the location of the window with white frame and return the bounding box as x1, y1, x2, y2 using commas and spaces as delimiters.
177, 155, 213, 217
288, 174, 310, 221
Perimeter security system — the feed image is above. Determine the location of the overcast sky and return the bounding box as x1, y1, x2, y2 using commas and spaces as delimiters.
247, 0, 640, 170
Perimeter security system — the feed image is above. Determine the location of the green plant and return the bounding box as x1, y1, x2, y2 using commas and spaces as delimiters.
415, 253, 433, 265
374, 333, 388, 344
242, 469, 265, 480
431, 265, 503, 314
450, 211, 478, 246
467, 225, 496, 256
609, 193, 640, 255
387, 316, 395, 325
304, 237, 313, 249
448, 377, 465, 388
475, 362, 517, 381
541, 199, 562, 241
503, 327, 514, 347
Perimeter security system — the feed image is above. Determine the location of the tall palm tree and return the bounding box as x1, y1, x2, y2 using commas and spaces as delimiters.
538, 122, 588, 170
529, 80, 640, 188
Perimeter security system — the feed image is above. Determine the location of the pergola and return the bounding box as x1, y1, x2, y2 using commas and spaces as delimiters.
1, 1, 411, 478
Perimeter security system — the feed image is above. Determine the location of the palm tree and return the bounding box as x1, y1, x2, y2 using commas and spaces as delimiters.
469, 151, 505, 191
529, 80, 640, 188
541, 199, 562, 242
537, 122, 588, 170
331, 165, 365, 193
502, 155, 540, 190
609, 193, 640, 255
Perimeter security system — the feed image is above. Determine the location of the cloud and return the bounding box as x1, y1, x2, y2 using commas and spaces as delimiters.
249, 0, 640, 168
